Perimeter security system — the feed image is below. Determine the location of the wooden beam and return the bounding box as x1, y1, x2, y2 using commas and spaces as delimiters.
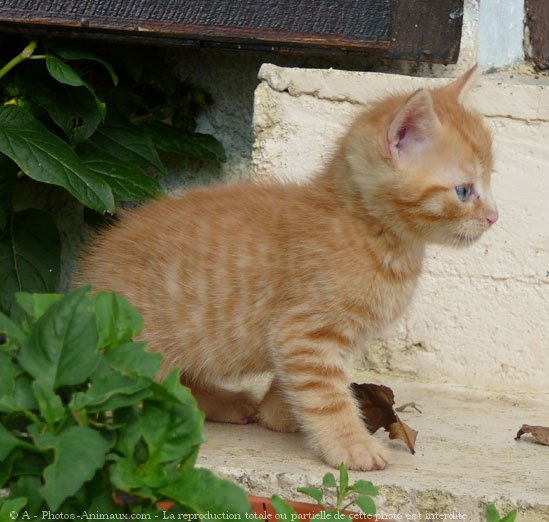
525, 0, 549, 70
0, 0, 464, 62
386, 0, 463, 63
0, 0, 392, 52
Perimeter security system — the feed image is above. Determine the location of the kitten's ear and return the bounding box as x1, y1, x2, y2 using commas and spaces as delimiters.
441, 64, 481, 103
386, 89, 441, 165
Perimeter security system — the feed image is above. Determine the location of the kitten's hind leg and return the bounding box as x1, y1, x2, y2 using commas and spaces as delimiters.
257, 378, 300, 433
181, 377, 257, 425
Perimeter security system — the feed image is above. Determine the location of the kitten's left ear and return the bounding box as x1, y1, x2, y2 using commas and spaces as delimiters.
386, 89, 441, 165
441, 64, 482, 103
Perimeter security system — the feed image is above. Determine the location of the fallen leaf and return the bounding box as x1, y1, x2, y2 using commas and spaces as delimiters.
351, 383, 397, 432
515, 425, 549, 446
351, 382, 418, 454
396, 402, 422, 414
388, 418, 418, 455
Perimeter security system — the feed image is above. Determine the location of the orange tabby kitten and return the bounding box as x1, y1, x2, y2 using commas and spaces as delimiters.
76, 65, 497, 471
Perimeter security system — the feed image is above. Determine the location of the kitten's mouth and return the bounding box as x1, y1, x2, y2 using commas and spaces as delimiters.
453, 232, 481, 245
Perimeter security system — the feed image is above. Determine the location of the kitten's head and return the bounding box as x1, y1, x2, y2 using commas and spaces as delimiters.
344, 66, 497, 247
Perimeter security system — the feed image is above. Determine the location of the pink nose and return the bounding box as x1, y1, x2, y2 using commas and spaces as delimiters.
486, 208, 499, 225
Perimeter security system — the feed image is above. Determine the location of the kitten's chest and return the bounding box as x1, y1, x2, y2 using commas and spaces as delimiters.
362, 276, 418, 331
347, 246, 423, 334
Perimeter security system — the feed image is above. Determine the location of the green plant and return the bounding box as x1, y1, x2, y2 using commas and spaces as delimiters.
486, 504, 517, 522
0, 287, 250, 517
0, 37, 226, 316
272, 463, 378, 520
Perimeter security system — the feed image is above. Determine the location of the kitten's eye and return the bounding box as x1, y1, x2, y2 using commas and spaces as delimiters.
455, 184, 473, 202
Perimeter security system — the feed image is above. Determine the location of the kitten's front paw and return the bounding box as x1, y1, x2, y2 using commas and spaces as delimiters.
322, 434, 388, 471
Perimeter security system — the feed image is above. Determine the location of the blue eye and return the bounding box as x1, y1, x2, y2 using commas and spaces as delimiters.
455, 184, 473, 202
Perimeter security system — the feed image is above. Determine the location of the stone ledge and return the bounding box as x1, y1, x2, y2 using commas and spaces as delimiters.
257, 64, 549, 121
197, 379, 549, 522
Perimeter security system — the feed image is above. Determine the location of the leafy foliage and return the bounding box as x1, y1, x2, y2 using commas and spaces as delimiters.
0, 288, 250, 517
486, 504, 517, 522
0, 209, 60, 315
0, 37, 225, 313
274, 463, 379, 519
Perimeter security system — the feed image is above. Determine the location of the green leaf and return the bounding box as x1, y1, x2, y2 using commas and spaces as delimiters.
486, 505, 516, 522
297, 486, 323, 504
79, 149, 161, 202
88, 490, 123, 517
270, 495, 298, 517
45, 55, 98, 101
501, 510, 517, 522
18, 287, 100, 389
92, 114, 168, 175
113, 410, 141, 458
0, 371, 37, 413
0, 105, 115, 213
486, 504, 501, 522
152, 369, 198, 408
0, 423, 22, 461
142, 121, 226, 163
159, 467, 251, 515
106, 341, 162, 379
0, 209, 60, 315
140, 400, 203, 465
31, 424, 109, 511
323, 472, 337, 488
15, 292, 61, 320
0, 155, 17, 231
32, 381, 65, 426
109, 456, 145, 491
0, 422, 36, 460
94, 291, 143, 348
0, 448, 19, 487
354, 495, 377, 516
69, 367, 151, 413
339, 462, 349, 495
49, 47, 118, 86
0, 353, 15, 398
31, 83, 103, 144
10, 448, 46, 479
0, 312, 25, 346
0, 498, 27, 519
350, 480, 379, 496
8, 476, 43, 517
141, 462, 168, 488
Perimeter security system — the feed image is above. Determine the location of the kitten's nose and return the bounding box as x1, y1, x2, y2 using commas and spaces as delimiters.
486, 207, 498, 225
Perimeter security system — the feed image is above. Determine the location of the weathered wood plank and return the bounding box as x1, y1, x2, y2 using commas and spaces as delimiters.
0, 0, 392, 50
0, 0, 464, 62
525, 0, 549, 70
386, 0, 464, 63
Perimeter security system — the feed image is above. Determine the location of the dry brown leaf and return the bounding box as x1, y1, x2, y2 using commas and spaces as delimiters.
389, 418, 418, 454
351, 382, 418, 454
396, 402, 422, 414
515, 424, 549, 446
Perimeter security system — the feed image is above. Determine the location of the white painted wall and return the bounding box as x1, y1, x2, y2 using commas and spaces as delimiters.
252, 64, 549, 392
477, 0, 525, 70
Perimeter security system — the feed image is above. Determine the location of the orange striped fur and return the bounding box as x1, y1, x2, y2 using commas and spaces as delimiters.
75, 66, 496, 471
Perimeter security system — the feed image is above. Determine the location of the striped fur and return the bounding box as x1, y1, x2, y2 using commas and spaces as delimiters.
75, 66, 496, 470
